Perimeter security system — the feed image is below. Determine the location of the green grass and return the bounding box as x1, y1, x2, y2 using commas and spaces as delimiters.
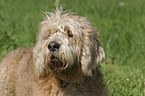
0, 0, 145, 95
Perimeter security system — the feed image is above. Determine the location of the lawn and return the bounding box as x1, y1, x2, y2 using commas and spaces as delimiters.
0, 0, 144, 95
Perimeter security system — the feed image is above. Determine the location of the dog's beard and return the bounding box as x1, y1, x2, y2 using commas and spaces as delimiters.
48, 53, 69, 72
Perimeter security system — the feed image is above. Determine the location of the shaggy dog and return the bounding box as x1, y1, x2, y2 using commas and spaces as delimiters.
0, 8, 107, 96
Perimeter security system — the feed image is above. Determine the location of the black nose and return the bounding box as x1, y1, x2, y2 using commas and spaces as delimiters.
48, 42, 60, 52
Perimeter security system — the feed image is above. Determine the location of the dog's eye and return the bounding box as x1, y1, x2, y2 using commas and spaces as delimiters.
43, 30, 51, 39
65, 27, 73, 38
67, 30, 73, 38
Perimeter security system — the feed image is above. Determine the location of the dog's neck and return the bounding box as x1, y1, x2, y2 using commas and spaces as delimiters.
36, 72, 85, 96
35, 66, 105, 96
55, 63, 84, 83
35, 76, 64, 95
37, 62, 84, 83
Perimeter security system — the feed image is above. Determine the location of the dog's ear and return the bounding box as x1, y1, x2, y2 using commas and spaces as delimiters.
33, 41, 47, 76
33, 20, 50, 76
81, 28, 105, 76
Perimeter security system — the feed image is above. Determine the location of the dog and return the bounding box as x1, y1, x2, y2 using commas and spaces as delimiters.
0, 8, 107, 96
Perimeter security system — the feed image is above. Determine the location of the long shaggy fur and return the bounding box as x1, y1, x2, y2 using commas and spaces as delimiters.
0, 8, 107, 96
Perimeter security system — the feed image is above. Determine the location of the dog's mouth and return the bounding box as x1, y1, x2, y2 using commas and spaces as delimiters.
50, 55, 68, 72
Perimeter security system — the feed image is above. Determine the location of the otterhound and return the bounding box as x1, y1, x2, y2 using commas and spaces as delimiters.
0, 8, 107, 96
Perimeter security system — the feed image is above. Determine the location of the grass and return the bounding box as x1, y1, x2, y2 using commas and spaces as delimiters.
0, 0, 145, 95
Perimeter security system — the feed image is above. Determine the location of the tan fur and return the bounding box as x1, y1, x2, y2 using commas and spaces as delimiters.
0, 8, 107, 96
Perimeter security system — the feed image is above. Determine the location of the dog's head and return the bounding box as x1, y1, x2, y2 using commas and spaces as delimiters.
33, 8, 105, 77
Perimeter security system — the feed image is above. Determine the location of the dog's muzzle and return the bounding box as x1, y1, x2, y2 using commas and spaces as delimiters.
48, 42, 68, 72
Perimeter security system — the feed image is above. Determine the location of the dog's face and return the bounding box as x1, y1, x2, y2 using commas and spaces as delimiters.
33, 9, 105, 77
41, 25, 82, 73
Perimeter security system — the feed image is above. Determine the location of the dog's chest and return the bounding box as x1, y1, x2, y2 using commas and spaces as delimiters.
36, 77, 64, 96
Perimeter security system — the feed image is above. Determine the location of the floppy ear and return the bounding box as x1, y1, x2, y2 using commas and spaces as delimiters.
33, 20, 50, 76
81, 28, 105, 76
33, 42, 45, 76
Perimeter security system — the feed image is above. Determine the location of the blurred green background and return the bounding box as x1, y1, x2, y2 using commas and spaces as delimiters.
0, 0, 144, 95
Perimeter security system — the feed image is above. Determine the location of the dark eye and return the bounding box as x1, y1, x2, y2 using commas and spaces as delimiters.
65, 27, 73, 38
43, 30, 50, 39
67, 30, 73, 38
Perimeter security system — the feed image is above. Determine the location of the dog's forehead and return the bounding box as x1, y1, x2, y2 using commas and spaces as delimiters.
42, 10, 90, 32
43, 13, 84, 30
43, 20, 81, 34
40, 12, 92, 40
